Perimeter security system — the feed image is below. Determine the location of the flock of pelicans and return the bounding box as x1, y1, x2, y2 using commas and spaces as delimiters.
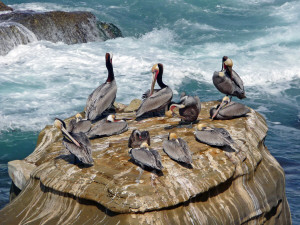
54, 53, 250, 172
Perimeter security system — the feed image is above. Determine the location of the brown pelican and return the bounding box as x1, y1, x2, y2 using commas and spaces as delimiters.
195, 124, 237, 151
85, 53, 117, 121
165, 92, 201, 123
87, 115, 128, 139
163, 133, 192, 165
128, 129, 150, 148
67, 113, 91, 133
136, 63, 173, 118
129, 142, 163, 171
213, 56, 246, 99
54, 118, 93, 166
210, 96, 250, 120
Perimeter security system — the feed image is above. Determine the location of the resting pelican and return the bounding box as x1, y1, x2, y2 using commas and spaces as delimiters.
195, 124, 237, 151
85, 53, 117, 121
163, 133, 192, 165
87, 115, 128, 139
212, 56, 246, 99
165, 92, 201, 123
129, 142, 163, 171
136, 63, 173, 118
54, 118, 93, 166
67, 113, 91, 133
128, 129, 150, 148
210, 96, 250, 120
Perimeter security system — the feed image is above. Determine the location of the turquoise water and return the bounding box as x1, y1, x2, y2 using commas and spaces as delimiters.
0, 0, 299, 222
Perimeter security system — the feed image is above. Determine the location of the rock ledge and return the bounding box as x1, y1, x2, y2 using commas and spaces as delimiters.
0, 101, 291, 224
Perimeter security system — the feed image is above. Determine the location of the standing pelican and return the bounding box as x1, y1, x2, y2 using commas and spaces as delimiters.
136, 63, 173, 118
163, 133, 192, 165
128, 129, 150, 148
54, 118, 93, 166
166, 92, 201, 123
129, 142, 163, 171
87, 115, 128, 139
85, 53, 117, 121
213, 56, 246, 99
68, 113, 91, 133
210, 96, 250, 120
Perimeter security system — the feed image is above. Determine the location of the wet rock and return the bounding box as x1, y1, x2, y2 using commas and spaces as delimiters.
0, 101, 291, 224
0, 10, 122, 55
124, 98, 142, 112
0, 1, 13, 11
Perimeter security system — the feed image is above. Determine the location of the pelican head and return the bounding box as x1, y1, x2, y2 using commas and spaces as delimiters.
106, 52, 113, 63
140, 142, 149, 148
197, 123, 206, 131
54, 118, 81, 147
222, 56, 233, 79
212, 96, 230, 120
54, 118, 65, 130
107, 114, 116, 122
133, 129, 142, 139
169, 132, 177, 140
222, 96, 230, 103
150, 64, 159, 96
76, 113, 82, 122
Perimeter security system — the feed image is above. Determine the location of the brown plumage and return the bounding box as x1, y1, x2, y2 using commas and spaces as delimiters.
128, 129, 150, 148
136, 63, 173, 118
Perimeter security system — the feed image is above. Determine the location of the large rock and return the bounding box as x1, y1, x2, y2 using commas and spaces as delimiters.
0, 1, 13, 11
0, 10, 122, 55
0, 101, 291, 224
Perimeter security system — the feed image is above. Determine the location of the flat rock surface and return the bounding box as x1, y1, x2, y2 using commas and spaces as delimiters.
0, 101, 291, 224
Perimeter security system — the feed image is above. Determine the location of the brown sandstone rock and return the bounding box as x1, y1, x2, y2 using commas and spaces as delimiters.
0, 101, 291, 224
124, 98, 142, 112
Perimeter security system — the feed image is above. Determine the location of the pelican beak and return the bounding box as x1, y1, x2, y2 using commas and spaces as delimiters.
211, 98, 228, 120
61, 126, 81, 147
150, 64, 159, 96
150, 71, 157, 96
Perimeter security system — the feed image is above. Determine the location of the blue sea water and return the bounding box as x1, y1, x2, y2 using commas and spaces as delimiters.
0, 0, 299, 222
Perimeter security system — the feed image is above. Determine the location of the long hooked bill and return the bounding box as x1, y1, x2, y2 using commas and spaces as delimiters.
150, 72, 157, 96
211, 100, 228, 120
61, 126, 81, 147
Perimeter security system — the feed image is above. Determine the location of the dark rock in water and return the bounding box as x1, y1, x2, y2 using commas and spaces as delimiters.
0, 1, 13, 11
0, 10, 122, 55
98, 22, 123, 40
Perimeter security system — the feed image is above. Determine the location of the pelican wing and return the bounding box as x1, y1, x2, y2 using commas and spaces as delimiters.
68, 120, 91, 134
163, 139, 192, 164
87, 119, 128, 139
63, 133, 93, 165
231, 70, 244, 92
142, 89, 161, 99
194, 96, 201, 112
195, 129, 228, 147
219, 102, 250, 117
85, 80, 117, 120
212, 71, 234, 95
130, 148, 162, 170
136, 87, 173, 117
215, 128, 235, 145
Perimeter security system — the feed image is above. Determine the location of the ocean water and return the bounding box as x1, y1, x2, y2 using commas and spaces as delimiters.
0, 0, 299, 222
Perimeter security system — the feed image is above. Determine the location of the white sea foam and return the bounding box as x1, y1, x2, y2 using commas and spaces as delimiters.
1, 0, 300, 133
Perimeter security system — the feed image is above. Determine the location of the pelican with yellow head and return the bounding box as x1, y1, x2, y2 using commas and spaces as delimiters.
136, 63, 173, 119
